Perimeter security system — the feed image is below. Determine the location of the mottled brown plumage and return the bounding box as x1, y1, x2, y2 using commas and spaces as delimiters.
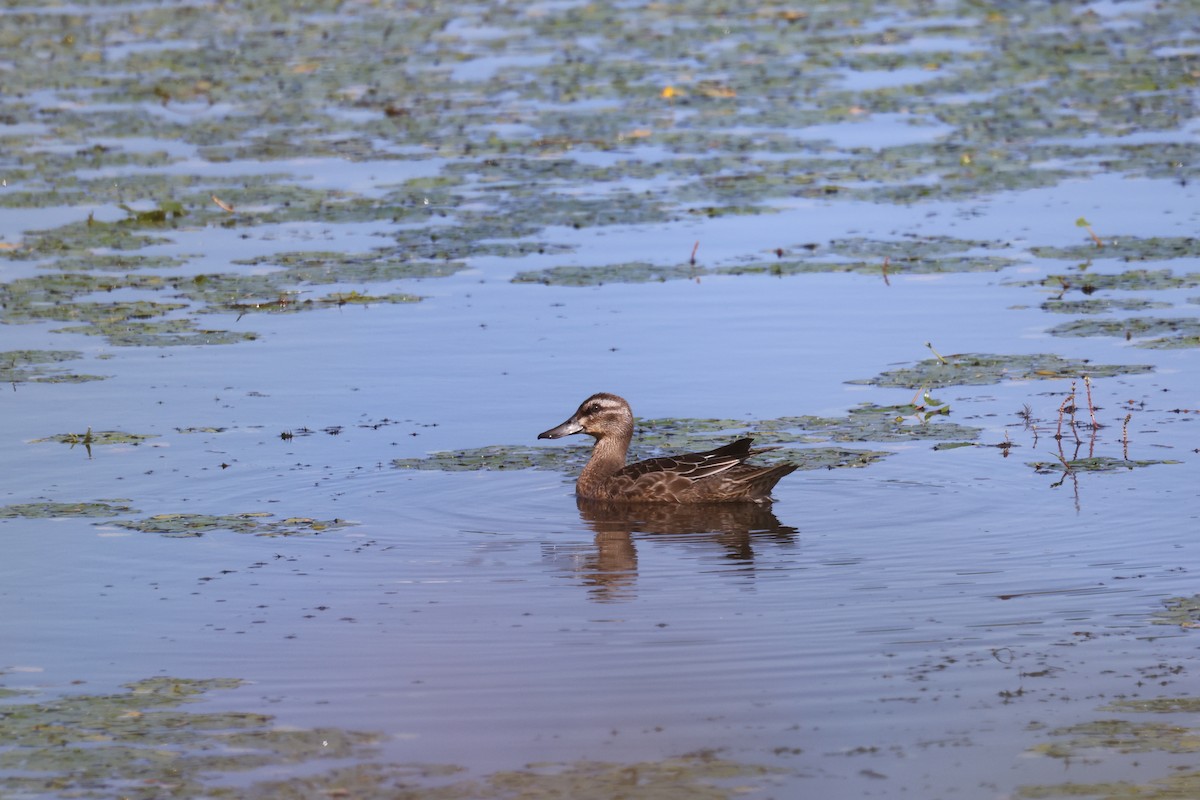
538, 392, 796, 504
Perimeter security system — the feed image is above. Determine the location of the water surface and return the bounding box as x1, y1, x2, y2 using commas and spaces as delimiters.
2, 1, 1200, 798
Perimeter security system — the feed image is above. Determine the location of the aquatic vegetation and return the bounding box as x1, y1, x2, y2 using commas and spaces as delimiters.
0, 500, 136, 519
394, 406, 978, 474
513, 236, 1019, 286
1103, 697, 1200, 714
850, 353, 1153, 390
1026, 269, 1200, 293
16, 299, 189, 324
513, 261, 703, 286
1021, 684, 1200, 799
2, 0, 1199, 361
1049, 317, 1200, 348
1, 1, 1199, 796
0, 349, 108, 384
754, 403, 977, 443
37, 254, 189, 272
33, 430, 158, 448
0, 272, 173, 326
111, 512, 353, 538
1040, 298, 1170, 315
54, 319, 259, 347
1028, 456, 1180, 474
0, 677, 380, 799
394, 443, 889, 473
1151, 596, 1200, 630
1031, 236, 1200, 262
0, 678, 782, 800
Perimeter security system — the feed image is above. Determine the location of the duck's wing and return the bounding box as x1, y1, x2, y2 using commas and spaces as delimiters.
615, 437, 757, 483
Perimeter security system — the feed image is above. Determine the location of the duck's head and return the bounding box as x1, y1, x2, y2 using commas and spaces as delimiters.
538, 392, 633, 441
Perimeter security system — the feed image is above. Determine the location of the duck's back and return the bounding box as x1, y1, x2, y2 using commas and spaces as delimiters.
581, 438, 797, 504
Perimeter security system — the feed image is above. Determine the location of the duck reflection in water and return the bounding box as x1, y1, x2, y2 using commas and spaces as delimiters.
564, 498, 800, 603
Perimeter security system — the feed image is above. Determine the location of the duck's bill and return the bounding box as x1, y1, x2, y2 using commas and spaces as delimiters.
538, 419, 583, 439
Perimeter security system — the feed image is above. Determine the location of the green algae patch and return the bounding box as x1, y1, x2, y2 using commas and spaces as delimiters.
323, 290, 421, 306
16, 299, 189, 324
395, 443, 592, 472
1138, 335, 1200, 350
2, 218, 171, 259
1021, 683, 1200, 799
0, 677, 383, 799
1019, 773, 1200, 799
481, 754, 782, 799
228, 250, 467, 283
0, 272, 170, 323
850, 353, 1153, 390
513, 261, 702, 286
723, 253, 1018, 278
1017, 719, 1200, 800
1103, 697, 1200, 714
0, 349, 108, 384
1030, 719, 1200, 756
1040, 298, 1171, 315
243, 754, 781, 800
513, 236, 1019, 286
179, 251, 447, 314
1151, 596, 1200, 630
55, 319, 259, 347
394, 443, 888, 474
33, 430, 159, 447
111, 512, 354, 538
1030, 237, 1200, 262
0, 500, 137, 520
1029, 456, 1180, 474
226, 289, 422, 314
1024, 269, 1200, 293
759, 403, 978, 443
0, 678, 784, 800
1049, 317, 1200, 348
394, 406, 983, 475
37, 254, 190, 272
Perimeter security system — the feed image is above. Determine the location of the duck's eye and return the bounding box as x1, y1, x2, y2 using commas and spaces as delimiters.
586, 404, 601, 415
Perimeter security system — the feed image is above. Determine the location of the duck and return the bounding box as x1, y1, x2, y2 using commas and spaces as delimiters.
537, 392, 797, 503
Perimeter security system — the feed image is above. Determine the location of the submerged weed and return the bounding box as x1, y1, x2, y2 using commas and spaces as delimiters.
850, 353, 1153, 390
110, 512, 354, 538
0, 678, 783, 799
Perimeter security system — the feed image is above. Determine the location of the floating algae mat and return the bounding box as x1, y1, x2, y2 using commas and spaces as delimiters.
110, 512, 355, 538
1029, 236, 1200, 262
1048, 317, 1200, 349
1152, 596, 1200, 629
393, 406, 980, 473
0, 500, 136, 520
53, 319, 260, 347
513, 236, 1020, 286
1039, 298, 1171, 315
1021, 269, 1200, 293
1028, 455, 1180, 474
33, 430, 159, 447
0, 350, 107, 384
0, 678, 783, 800
850, 353, 1154, 390
1021, 704, 1200, 799
394, 443, 890, 474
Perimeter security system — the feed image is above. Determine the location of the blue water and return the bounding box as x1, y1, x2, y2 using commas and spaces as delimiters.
3, 2, 1200, 797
